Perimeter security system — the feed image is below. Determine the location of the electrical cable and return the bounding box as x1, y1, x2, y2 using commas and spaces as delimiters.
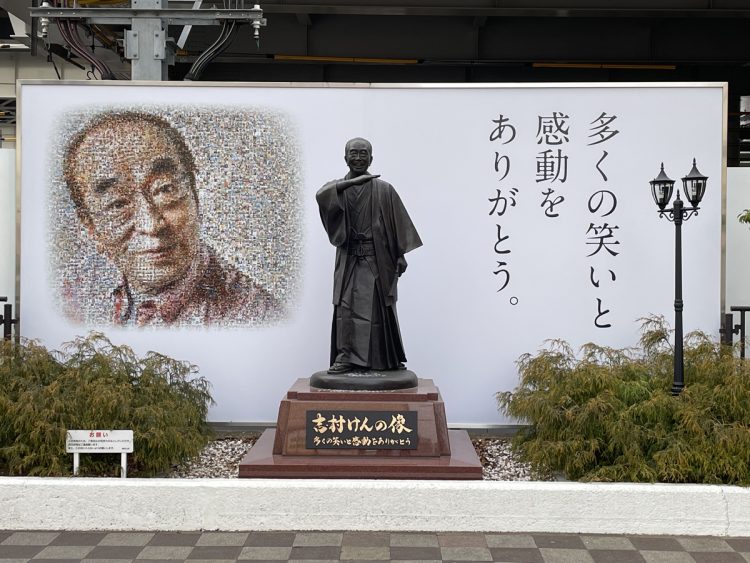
55, 0, 116, 79
183, 23, 228, 79
200, 21, 237, 73
184, 20, 237, 80
192, 23, 232, 74
184, 0, 240, 81
57, 19, 100, 74
63, 21, 115, 78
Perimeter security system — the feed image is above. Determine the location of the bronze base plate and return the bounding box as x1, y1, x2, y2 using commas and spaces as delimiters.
238, 429, 483, 480
310, 369, 418, 391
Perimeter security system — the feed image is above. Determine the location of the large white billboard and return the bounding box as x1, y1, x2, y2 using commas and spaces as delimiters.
18, 82, 726, 424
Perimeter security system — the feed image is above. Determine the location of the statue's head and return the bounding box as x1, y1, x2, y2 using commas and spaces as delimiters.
344, 137, 373, 176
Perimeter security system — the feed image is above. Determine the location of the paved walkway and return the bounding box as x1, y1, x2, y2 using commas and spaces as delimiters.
0, 531, 748, 563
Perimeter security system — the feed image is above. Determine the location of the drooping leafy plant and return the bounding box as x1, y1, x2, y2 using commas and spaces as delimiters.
0, 333, 213, 476
497, 316, 750, 484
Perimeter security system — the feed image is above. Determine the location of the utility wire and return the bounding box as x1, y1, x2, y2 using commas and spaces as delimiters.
184, 0, 241, 81
55, 0, 116, 79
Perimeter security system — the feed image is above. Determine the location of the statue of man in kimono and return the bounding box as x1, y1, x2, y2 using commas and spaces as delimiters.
316, 137, 422, 375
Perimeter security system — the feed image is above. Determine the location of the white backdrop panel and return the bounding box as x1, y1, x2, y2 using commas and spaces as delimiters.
18, 82, 725, 424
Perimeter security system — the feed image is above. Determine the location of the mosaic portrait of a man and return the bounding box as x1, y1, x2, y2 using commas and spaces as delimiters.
49, 107, 302, 327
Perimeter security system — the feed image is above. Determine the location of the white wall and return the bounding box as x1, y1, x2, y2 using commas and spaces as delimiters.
0, 51, 91, 146
726, 167, 750, 349
0, 149, 15, 310
0, 52, 88, 98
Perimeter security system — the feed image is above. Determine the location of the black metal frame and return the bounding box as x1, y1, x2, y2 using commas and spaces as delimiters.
722, 306, 750, 359
0, 297, 17, 340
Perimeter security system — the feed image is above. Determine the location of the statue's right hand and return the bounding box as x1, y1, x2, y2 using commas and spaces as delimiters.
336, 174, 381, 192
351, 174, 380, 185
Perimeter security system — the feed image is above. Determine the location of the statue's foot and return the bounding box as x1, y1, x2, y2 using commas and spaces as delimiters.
396, 362, 407, 370
327, 361, 356, 374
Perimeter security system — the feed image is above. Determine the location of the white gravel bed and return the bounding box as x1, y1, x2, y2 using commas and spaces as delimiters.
472, 437, 553, 481
169, 436, 552, 481
170, 437, 257, 479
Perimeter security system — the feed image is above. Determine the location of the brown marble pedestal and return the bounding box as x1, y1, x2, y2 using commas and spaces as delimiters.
239, 378, 483, 479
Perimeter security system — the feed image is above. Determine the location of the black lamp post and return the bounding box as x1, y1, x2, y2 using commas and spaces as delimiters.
650, 159, 708, 395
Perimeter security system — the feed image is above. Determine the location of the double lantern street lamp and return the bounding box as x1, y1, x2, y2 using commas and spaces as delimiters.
649, 159, 708, 396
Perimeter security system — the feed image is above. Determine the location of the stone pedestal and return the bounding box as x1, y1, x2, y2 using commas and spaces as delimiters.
239, 378, 483, 479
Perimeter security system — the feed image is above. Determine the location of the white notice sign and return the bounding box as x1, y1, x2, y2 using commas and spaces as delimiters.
66, 430, 134, 453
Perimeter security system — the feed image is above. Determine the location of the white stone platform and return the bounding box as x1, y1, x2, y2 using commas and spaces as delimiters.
1, 477, 749, 536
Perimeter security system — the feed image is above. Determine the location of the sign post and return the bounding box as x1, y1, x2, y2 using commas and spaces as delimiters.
66, 430, 134, 478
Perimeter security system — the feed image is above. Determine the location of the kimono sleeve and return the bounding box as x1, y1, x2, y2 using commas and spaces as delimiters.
389, 186, 423, 257
316, 180, 347, 247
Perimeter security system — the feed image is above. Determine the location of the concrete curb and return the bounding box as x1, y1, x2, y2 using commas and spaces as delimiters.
1, 477, 749, 535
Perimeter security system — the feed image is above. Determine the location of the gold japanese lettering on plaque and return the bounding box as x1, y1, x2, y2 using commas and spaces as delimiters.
306, 410, 418, 450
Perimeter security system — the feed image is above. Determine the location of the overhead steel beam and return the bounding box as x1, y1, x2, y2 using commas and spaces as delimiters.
256, 4, 750, 18
29, 7, 266, 26
15, 1, 750, 26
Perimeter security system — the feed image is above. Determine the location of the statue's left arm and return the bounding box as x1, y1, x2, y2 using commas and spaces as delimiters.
389, 186, 423, 259
382, 182, 422, 283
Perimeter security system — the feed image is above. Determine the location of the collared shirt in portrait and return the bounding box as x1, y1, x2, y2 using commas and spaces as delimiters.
111, 244, 280, 326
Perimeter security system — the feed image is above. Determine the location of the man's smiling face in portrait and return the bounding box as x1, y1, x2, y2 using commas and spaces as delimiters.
65, 114, 201, 294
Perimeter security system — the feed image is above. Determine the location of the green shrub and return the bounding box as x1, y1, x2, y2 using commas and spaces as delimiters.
497, 316, 750, 484
0, 333, 213, 476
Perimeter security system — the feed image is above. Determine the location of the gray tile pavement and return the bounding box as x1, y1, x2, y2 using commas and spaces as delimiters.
0, 531, 747, 562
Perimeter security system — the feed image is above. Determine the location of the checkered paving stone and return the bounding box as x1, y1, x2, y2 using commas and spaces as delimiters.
0, 531, 748, 562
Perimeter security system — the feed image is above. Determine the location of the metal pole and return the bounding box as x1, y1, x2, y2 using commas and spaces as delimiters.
720, 313, 735, 346
672, 196, 684, 395
30, 0, 39, 56
129, 0, 168, 80
740, 310, 747, 360
3, 304, 12, 340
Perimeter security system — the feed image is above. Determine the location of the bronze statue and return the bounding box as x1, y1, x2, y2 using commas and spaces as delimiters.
316, 138, 422, 376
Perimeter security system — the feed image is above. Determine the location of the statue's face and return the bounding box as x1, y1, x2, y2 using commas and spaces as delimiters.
345, 139, 373, 176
